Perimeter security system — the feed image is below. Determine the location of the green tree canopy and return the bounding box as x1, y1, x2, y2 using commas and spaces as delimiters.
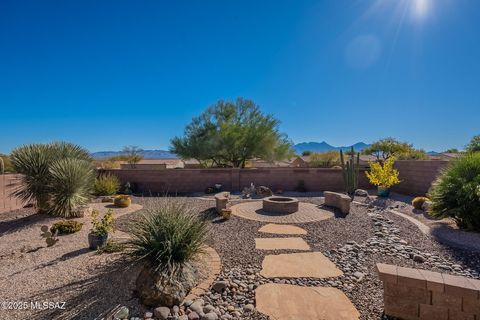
363, 137, 426, 161
443, 148, 460, 153
170, 98, 294, 168
122, 146, 144, 168
466, 135, 480, 153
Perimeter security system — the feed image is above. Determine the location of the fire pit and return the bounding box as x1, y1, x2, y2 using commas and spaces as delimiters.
262, 196, 299, 215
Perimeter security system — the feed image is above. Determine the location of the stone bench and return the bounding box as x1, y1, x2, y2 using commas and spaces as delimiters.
377, 263, 480, 320
214, 192, 230, 214
323, 191, 351, 214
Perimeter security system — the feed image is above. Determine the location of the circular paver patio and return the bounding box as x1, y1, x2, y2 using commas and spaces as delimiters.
231, 201, 334, 223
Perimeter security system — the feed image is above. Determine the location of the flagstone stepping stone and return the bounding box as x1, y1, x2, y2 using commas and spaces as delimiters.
260, 252, 343, 278
258, 223, 307, 235
255, 237, 310, 251
256, 284, 360, 320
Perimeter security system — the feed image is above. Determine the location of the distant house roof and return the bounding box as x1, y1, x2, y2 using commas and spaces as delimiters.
428, 153, 462, 160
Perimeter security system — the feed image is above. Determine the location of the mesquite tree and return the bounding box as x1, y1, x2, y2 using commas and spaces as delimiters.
171, 98, 293, 168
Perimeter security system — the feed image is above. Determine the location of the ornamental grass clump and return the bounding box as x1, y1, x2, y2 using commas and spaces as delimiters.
94, 174, 120, 196
128, 199, 209, 276
429, 153, 480, 231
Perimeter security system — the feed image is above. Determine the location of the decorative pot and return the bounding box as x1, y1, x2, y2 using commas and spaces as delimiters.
88, 232, 108, 250
377, 186, 391, 197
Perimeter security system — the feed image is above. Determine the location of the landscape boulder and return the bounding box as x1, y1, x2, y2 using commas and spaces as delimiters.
136, 263, 198, 307
256, 186, 273, 198
324, 191, 351, 214
354, 189, 369, 197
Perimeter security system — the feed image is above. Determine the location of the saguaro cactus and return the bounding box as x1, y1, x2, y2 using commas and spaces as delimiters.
0, 157, 4, 175
340, 147, 360, 195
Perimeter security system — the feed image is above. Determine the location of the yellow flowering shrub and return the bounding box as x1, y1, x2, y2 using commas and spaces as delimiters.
365, 157, 400, 188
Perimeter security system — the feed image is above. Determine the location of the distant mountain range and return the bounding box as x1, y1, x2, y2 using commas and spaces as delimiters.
91, 149, 177, 159
91, 142, 373, 159
293, 142, 370, 154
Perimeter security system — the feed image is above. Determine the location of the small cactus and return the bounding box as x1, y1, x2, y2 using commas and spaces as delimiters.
340, 147, 360, 195
41, 225, 59, 247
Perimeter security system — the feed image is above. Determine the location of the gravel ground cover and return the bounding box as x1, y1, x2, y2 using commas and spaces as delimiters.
1, 194, 479, 319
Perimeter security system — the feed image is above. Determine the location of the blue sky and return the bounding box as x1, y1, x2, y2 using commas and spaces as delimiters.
1, 0, 479, 153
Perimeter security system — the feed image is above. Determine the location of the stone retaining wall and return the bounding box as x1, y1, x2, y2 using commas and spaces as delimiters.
377, 263, 480, 320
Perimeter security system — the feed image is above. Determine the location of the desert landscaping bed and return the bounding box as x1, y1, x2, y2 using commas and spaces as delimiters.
1, 195, 479, 320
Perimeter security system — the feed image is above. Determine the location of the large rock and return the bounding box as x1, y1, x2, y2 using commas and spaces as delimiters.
324, 191, 351, 214
354, 189, 369, 197
136, 263, 198, 307
256, 186, 273, 198
211, 281, 228, 293
154, 306, 171, 320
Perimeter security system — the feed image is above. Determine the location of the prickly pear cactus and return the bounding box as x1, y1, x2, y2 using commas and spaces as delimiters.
41, 225, 59, 247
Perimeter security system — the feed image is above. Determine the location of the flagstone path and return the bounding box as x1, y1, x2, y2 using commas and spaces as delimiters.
256, 284, 360, 320
254, 222, 359, 319
255, 237, 310, 251
258, 223, 307, 235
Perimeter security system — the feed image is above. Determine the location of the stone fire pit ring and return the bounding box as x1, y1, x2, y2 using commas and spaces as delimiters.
262, 196, 299, 215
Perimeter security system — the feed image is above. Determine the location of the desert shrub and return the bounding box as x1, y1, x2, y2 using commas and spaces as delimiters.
10, 142, 94, 217
127, 199, 209, 276
50, 220, 83, 235
97, 240, 125, 253
308, 151, 340, 167
429, 153, 480, 231
412, 197, 429, 210
295, 180, 307, 192
365, 157, 400, 188
122, 181, 137, 194
91, 209, 115, 236
94, 174, 120, 196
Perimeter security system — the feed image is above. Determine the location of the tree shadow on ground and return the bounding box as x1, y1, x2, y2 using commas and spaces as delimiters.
0, 211, 54, 236
30, 257, 144, 320
34, 248, 91, 270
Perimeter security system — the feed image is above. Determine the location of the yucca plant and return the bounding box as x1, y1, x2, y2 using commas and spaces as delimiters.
128, 199, 209, 276
429, 153, 480, 231
48, 158, 95, 217
10, 142, 94, 217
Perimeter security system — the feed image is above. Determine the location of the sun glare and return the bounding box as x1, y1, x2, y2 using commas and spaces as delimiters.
413, 0, 430, 18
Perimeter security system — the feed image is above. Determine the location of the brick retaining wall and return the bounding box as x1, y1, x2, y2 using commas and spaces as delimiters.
104, 160, 448, 196
377, 263, 480, 320
0, 174, 26, 213
103, 167, 373, 194
393, 160, 449, 196
0, 161, 449, 213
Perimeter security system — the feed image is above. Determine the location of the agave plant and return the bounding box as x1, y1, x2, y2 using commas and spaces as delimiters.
10, 142, 94, 217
